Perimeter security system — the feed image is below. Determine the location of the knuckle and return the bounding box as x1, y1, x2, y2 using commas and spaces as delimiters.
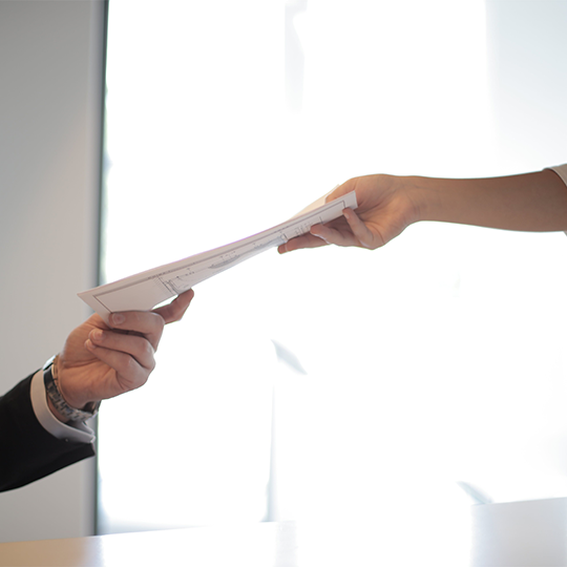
143, 339, 155, 359
122, 356, 138, 375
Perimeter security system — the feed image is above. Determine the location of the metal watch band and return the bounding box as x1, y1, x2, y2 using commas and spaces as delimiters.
43, 357, 101, 422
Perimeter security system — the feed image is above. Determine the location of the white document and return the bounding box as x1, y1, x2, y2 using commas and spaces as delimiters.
78, 190, 357, 322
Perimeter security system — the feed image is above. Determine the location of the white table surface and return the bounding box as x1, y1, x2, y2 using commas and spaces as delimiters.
0, 519, 473, 567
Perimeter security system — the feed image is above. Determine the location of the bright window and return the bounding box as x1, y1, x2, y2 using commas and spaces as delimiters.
98, 2, 567, 557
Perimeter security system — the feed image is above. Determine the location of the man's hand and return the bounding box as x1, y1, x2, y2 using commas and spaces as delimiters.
50, 289, 194, 419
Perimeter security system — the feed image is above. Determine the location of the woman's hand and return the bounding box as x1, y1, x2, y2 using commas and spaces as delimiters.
278, 174, 421, 253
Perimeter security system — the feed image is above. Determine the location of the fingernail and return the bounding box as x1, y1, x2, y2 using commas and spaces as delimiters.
91, 329, 104, 342
111, 313, 125, 325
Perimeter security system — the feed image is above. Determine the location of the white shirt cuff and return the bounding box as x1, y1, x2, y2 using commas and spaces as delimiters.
548, 164, 567, 187
30, 369, 95, 444
547, 165, 567, 237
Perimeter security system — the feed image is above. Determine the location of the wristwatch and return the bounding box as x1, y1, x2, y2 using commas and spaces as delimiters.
43, 355, 101, 422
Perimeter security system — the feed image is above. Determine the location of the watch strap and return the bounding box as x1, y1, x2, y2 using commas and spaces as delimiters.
43, 356, 100, 422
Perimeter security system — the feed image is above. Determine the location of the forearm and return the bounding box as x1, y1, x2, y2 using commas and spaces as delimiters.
408, 168, 567, 232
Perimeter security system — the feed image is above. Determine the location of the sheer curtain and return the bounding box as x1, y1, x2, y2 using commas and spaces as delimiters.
98, 1, 567, 552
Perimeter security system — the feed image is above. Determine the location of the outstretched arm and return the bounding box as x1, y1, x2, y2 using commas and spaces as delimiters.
278, 168, 567, 253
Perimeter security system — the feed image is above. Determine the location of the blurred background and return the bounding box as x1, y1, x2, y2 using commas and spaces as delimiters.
99, 0, 567, 546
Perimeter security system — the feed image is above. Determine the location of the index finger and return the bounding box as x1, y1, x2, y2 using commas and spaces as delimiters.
108, 310, 166, 352
107, 289, 194, 352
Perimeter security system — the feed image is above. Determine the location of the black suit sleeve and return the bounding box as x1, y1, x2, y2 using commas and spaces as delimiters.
0, 374, 95, 492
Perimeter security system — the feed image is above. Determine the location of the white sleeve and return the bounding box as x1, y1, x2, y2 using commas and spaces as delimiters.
549, 164, 567, 187
30, 369, 95, 444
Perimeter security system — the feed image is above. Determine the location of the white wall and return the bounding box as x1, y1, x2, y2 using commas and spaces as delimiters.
0, 0, 105, 542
